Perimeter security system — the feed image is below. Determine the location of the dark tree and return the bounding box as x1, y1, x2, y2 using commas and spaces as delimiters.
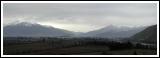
133, 51, 138, 55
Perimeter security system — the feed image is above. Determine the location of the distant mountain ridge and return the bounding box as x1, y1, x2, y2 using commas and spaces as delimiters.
4, 22, 152, 39
3, 22, 74, 37
83, 25, 146, 38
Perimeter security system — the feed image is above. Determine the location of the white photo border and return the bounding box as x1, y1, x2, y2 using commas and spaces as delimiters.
1, 1, 159, 57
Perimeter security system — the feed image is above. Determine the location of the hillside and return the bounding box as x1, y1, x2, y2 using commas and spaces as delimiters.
131, 25, 157, 44
3, 22, 74, 37
84, 25, 146, 38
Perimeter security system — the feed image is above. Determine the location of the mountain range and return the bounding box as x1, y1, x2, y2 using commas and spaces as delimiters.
83, 25, 146, 38
3, 22, 156, 42
3, 22, 74, 37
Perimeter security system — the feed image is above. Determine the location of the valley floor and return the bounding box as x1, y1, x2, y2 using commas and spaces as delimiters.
3, 42, 156, 55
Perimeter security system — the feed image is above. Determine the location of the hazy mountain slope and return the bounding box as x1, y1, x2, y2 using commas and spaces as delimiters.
3, 22, 74, 37
131, 25, 157, 44
84, 25, 146, 38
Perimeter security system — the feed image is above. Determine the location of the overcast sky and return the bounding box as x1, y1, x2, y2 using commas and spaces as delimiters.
3, 3, 157, 32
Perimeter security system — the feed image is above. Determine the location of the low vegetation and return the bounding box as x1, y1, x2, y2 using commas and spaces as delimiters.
3, 37, 157, 55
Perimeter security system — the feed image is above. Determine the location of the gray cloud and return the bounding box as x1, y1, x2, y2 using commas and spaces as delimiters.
3, 3, 157, 32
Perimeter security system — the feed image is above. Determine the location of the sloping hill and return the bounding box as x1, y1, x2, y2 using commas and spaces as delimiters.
131, 25, 157, 44
3, 22, 73, 37
84, 25, 146, 38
